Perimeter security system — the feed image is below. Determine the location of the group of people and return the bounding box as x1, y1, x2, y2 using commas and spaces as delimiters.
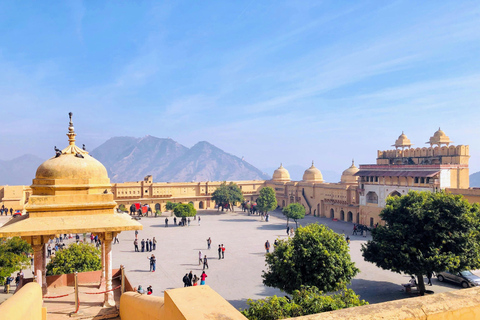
3, 270, 24, 294
165, 216, 200, 227
133, 231, 157, 253
182, 270, 208, 286
136, 284, 153, 295
352, 224, 370, 237
286, 226, 295, 236
0, 206, 13, 215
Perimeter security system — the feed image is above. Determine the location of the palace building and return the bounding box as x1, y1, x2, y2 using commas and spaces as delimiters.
1, 128, 479, 228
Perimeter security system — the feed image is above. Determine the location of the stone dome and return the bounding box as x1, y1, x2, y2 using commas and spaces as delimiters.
272, 164, 290, 182
392, 131, 412, 149
341, 160, 359, 184
31, 113, 112, 195
426, 128, 453, 146
302, 162, 324, 183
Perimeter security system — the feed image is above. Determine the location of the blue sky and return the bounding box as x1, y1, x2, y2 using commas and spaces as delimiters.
1, 1, 479, 175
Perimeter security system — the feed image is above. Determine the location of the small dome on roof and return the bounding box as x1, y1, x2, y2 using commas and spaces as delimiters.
272, 164, 290, 182
341, 160, 359, 184
302, 162, 324, 183
426, 128, 453, 146
392, 131, 413, 149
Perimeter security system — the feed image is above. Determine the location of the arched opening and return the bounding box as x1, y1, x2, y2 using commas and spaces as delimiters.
356, 212, 360, 224
199, 201, 204, 209
155, 203, 160, 211
390, 191, 401, 197
347, 211, 353, 222
282, 200, 285, 207
366, 191, 378, 204
370, 217, 374, 227
340, 210, 345, 221
330, 208, 334, 219
313, 209, 316, 216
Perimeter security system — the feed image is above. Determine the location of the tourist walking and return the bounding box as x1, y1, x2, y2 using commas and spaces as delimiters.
221, 244, 225, 259
198, 251, 203, 265
146, 239, 150, 252
192, 274, 199, 286
149, 239, 153, 252
152, 237, 157, 250
135, 230, 138, 240
134, 239, 139, 252
265, 240, 271, 253
141, 239, 145, 252
207, 237, 211, 249
148, 254, 156, 272
218, 245, 222, 259
200, 271, 207, 285
4, 276, 13, 293
47, 244, 52, 257
174, 217, 177, 225
114, 235, 119, 244
286, 226, 290, 236
165, 217, 168, 227
198, 216, 201, 226
203, 255, 209, 270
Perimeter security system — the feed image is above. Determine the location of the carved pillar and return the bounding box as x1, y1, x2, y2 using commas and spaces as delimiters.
103, 232, 115, 307
98, 234, 106, 289
32, 241, 47, 295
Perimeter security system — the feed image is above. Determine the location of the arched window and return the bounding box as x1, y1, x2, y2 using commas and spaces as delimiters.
347, 211, 353, 222
340, 210, 345, 221
199, 201, 204, 209
366, 192, 378, 204
330, 209, 334, 219
390, 191, 401, 197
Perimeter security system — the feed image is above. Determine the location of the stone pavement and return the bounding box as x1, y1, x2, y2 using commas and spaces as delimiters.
113, 208, 470, 310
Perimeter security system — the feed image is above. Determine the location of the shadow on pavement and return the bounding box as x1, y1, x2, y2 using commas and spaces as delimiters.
218, 219, 257, 223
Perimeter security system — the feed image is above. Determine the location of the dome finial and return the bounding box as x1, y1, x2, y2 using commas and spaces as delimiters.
67, 112, 76, 146
312, 160, 314, 166
352, 159, 355, 166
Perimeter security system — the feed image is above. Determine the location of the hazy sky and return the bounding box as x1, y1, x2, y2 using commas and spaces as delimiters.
1, 1, 479, 174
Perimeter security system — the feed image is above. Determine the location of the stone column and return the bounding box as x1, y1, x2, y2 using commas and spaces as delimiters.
32, 243, 47, 295
103, 233, 115, 307
99, 238, 105, 289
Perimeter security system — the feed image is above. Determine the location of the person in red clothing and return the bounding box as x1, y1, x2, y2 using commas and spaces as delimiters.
221, 244, 225, 259
200, 271, 207, 285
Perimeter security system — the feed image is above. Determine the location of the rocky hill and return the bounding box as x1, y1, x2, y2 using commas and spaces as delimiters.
90, 136, 270, 183
0, 154, 44, 185
470, 171, 480, 188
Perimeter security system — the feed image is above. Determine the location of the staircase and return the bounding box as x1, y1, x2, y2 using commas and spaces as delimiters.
301, 189, 312, 215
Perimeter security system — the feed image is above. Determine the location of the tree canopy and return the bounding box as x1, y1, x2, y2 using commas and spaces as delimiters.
211, 182, 244, 211
173, 203, 197, 218
166, 201, 179, 211
257, 187, 277, 214
282, 203, 305, 228
0, 237, 31, 284
46, 242, 101, 276
263, 223, 359, 294
362, 190, 480, 295
241, 286, 367, 320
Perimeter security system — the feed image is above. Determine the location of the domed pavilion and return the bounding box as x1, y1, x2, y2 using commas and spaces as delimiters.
0, 113, 142, 306
392, 131, 413, 149
272, 164, 290, 182
426, 128, 453, 147
302, 161, 324, 183
340, 160, 359, 184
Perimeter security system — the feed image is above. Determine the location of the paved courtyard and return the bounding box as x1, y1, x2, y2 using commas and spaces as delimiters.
113, 208, 468, 310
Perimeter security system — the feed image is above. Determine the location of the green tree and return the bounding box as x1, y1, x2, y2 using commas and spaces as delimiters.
166, 201, 179, 211
46, 243, 101, 276
362, 190, 480, 296
0, 237, 31, 284
263, 223, 359, 294
257, 187, 277, 214
282, 203, 305, 228
118, 204, 126, 212
173, 203, 197, 218
241, 286, 367, 320
211, 182, 244, 211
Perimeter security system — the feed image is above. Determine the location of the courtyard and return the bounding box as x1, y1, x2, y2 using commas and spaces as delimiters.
113, 208, 468, 310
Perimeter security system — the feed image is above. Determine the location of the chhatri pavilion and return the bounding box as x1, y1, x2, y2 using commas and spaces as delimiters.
0, 113, 142, 306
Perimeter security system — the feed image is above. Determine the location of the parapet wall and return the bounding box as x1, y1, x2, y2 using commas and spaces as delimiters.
0, 282, 46, 320
378, 145, 469, 160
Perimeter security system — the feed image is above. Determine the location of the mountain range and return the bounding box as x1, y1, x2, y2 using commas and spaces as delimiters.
90, 136, 270, 183
2, 138, 480, 187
